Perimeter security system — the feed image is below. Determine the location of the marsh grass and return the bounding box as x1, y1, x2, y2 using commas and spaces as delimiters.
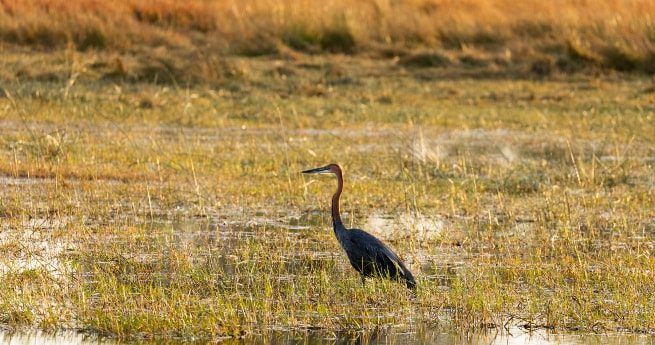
0, 55, 654, 340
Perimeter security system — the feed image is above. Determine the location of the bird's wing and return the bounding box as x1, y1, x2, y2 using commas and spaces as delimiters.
345, 229, 414, 281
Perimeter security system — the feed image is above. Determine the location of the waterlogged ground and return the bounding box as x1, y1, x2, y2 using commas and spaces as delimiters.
2, 328, 655, 345
0, 56, 654, 341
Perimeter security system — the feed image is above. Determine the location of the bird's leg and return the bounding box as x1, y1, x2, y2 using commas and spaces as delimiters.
360, 274, 366, 287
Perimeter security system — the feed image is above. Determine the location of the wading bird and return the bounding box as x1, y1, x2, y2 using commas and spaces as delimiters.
302, 164, 416, 290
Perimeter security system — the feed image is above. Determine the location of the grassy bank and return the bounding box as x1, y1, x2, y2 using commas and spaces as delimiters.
0, 54, 654, 339
1, 0, 655, 80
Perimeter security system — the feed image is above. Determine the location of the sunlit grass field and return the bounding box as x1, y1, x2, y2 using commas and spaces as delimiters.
0, 52, 654, 340
0, 0, 655, 340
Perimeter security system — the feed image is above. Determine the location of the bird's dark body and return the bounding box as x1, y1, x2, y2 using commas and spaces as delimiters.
335, 224, 416, 289
303, 163, 416, 290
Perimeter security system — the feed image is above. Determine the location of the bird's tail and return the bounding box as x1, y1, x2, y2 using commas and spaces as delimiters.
398, 263, 416, 290
404, 272, 417, 290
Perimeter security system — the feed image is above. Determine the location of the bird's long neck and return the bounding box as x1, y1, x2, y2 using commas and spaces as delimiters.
331, 168, 346, 234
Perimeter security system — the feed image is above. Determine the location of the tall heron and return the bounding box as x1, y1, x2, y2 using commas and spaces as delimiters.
302, 163, 416, 290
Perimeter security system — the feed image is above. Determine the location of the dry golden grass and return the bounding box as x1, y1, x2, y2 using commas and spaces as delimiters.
1, 0, 655, 74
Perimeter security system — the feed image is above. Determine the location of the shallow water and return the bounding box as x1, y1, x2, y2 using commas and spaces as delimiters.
365, 211, 445, 241
1, 215, 652, 343
1, 328, 654, 345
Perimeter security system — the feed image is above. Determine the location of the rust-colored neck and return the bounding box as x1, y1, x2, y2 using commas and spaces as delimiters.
331, 166, 344, 228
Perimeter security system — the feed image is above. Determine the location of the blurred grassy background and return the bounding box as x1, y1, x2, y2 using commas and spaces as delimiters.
1, 0, 655, 84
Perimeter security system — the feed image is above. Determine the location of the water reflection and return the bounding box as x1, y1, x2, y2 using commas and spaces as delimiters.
1, 328, 654, 345
0, 331, 110, 345
259, 328, 655, 345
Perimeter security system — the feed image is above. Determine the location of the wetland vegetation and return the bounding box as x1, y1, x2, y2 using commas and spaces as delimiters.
0, 0, 654, 342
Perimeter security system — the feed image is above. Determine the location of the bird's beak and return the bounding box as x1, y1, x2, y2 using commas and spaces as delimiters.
301, 166, 331, 174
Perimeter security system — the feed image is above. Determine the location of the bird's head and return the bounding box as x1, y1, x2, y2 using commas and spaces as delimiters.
301, 163, 341, 176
